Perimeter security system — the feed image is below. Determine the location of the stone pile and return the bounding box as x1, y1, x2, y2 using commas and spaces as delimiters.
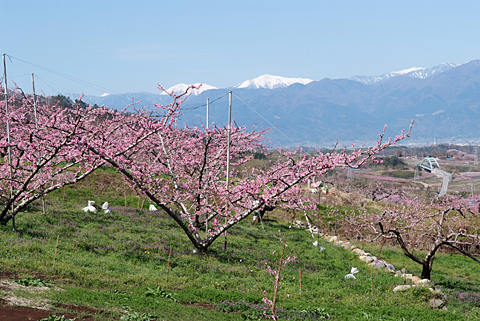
317, 231, 446, 309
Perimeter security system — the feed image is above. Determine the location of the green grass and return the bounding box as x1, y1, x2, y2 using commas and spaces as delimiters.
0, 171, 479, 320
360, 244, 480, 317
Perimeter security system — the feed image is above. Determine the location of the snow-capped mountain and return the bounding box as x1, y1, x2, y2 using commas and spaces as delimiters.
235, 74, 313, 89
160, 83, 217, 96
68, 59, 480, 147
350, 62, 459, 84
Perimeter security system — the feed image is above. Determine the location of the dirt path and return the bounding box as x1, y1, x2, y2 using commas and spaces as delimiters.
0, 271, 98, 320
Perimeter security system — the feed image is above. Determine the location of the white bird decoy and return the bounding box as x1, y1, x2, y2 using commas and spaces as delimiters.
102, 202, 112, 214
149, 204, 158, 211
82, 200, 97, 213
345, 267, 359, 280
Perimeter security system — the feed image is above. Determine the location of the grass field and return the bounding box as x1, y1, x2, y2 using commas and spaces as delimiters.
0, 169, 479, 320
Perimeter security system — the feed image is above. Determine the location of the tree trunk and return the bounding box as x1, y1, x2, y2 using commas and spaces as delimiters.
420, 263, 431, 280
421, 255, 435, 280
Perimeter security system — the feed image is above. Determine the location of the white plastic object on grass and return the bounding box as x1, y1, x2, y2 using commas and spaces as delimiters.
82, 200, 97, 213
345, 267, 359, 280
102, 202, 112, 214
149, 204, 158, 211
318, 245, 325, 252
313, 240, 318, 247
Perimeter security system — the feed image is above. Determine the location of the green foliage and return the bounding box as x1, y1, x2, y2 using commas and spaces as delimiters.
0, 170, 479, 320
15, 277, 52, 287
40, 315, 75, 321
465, 308, 480, 320
120, 311, 156, 321
379, 155, 406, 168
216, 301, 332, 321
381, 170, 414, 179
253, 151, 266, 160
49, 95, 74, 108
145, 286, 177, 302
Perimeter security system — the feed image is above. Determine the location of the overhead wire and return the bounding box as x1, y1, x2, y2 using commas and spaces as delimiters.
183, 93, 229, 113
179, 90, 300, 148
34, 74, 67, 96
3, 54, 304, 147
178, 92, 230, 129
3, 53, 162, 107
5, 54, 116, 95
232, 91, 298, 146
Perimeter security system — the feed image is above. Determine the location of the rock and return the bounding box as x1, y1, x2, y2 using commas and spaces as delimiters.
417, 279, 431, 285
327, 236, 338, 243
374, 261, 386, 269
333, 241, 345, 247
352, 248, 365, 256
359, 255, 375, 264
341, 242, 353, 250
429, 298, 445, 309
393, 285, 413, 292
358, 255, 368, 262
385, 263, 396, 272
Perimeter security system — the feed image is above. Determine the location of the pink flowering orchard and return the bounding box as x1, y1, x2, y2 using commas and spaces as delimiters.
346, 194, 480, 280
2, 85, 411, 251
0, 90, 104, 225
84, 85, 412, 252
0, 88, 162, 225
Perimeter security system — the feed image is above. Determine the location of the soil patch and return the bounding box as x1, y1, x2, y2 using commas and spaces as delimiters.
0, 271, 104, 320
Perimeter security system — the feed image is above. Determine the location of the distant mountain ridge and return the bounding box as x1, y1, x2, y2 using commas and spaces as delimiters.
160, 83, 217, 96
349, 63, 459, 84
71, 60, 480, 148
235, 74, 313, 89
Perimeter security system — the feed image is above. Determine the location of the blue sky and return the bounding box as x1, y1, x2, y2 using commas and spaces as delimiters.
2, 0, 480, 96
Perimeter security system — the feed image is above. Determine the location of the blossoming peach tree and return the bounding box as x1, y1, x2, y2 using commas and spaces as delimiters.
85, 85, 413, 252
0, 88, 167, 226
0, 90, 106, 225
1, 84, 412, 251
345, 194, 480, 280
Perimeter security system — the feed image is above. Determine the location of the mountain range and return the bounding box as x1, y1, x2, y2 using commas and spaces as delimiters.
71, 60, 480, 148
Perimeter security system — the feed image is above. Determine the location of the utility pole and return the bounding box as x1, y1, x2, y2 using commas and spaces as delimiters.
224, 91, 232, 251
347, 167, 353, 181
206, 98, 209, 129
3, 53, 15, 231
414, 155, 419, 180
31, 73, 38, 123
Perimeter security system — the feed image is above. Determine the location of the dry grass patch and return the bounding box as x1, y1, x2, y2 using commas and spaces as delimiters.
0, 278, 53, 310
